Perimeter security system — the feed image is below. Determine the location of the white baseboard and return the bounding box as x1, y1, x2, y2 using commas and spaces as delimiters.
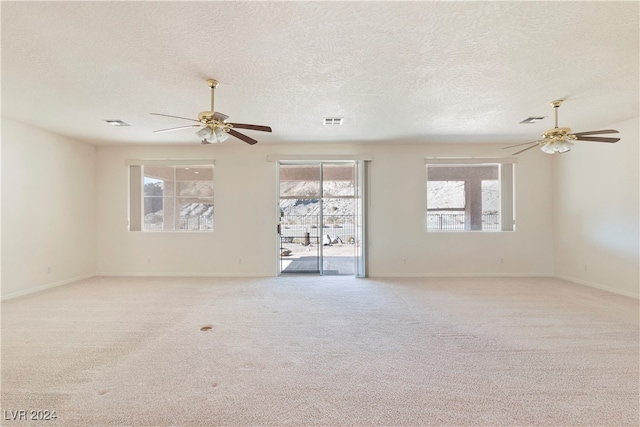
370, 272, 552, 278
96, 272, 270, 278
1, 273, 95, 301
555, 274, 639, 299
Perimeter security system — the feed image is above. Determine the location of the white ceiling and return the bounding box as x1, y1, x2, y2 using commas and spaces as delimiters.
2, 1, 638, 146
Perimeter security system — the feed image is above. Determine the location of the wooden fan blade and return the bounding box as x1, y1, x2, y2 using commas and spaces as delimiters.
575, 136, 620, 143
502, 140, 539, 149
572, 129, 619, 136
150, 113, 201, 123
227, 128, 258, 145
153, 124, 202, 133
512, 144, 540, 156
230, 123, 272, 132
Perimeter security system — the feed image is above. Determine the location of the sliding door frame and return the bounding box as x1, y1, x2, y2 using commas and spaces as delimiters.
276, 160, 368, 277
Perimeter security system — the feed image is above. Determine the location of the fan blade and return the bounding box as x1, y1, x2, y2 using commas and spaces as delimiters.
230, 123, 272, 132
512, 144, 540, 156
502, 140, 539, 149
572, 129, 619, 136
153, 124, 202, 133
150, 113, 201, 123
575, 136, 620, 143
213, 112, 229, 121
227, 128, 258, 145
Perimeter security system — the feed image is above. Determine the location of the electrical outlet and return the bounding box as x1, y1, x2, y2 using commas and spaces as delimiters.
402, 258, 407, 264
46, 266, 51, 274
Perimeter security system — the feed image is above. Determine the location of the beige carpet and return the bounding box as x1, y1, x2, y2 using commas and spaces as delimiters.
1, 276, 638, 426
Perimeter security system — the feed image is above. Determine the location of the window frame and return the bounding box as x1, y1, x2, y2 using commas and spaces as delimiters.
425, 158, 515, 232
127, 160, 215, 233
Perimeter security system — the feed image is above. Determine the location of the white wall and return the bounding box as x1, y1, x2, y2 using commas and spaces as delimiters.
3, 117, 635, 295
369, 144, 553, 276
1, 118, 96, 299
553, 116, 640, 297
5, 117, 636, 296
96, 142, 554, 277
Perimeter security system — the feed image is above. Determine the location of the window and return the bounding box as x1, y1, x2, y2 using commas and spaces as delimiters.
128, 162, 214, 232
426, 159, 514, 232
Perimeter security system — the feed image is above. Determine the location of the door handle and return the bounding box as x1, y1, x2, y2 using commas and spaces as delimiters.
277, 223, 281, 234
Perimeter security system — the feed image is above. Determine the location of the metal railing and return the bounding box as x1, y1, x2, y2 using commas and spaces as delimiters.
280, 214, 356, 244
144, 215, 213, 231
426, 212, 500, 231
482, 213, 500, 230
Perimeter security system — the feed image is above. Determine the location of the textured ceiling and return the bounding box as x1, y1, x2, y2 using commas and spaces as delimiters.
2, 1, 638, 146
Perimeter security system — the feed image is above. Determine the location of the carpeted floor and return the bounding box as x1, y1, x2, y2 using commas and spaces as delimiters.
1, 276, 638, 426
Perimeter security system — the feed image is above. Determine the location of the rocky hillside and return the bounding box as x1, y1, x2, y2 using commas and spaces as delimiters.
280, 180, 499, 216
144, 181, 213, 221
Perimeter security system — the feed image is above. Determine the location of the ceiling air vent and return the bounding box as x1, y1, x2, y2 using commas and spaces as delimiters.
105, 119, 130, 126
323, 117, 343, 125
519, 116, 546, 124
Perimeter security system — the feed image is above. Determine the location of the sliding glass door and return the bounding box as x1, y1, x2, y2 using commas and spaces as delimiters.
278, 163, 322, 273
278, 161, 365, 276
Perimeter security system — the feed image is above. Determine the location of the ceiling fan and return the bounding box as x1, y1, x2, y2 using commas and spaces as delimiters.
504, 100, 620, 155
151, 79, 272, 145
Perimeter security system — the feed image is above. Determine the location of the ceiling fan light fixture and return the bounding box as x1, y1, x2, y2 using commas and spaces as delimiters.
540, 142, 556, 154
558, 143, 573, 153
540, 137, 574, 154
152, 79, 271, 145
538, 124, 577, 154
213, 127, 229, 142
196, 126, 212, 140
507, 100, 620, 156
196, 125, 229, 144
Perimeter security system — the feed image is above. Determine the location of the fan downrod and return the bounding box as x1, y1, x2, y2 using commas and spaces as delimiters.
549, 99, 565, 129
